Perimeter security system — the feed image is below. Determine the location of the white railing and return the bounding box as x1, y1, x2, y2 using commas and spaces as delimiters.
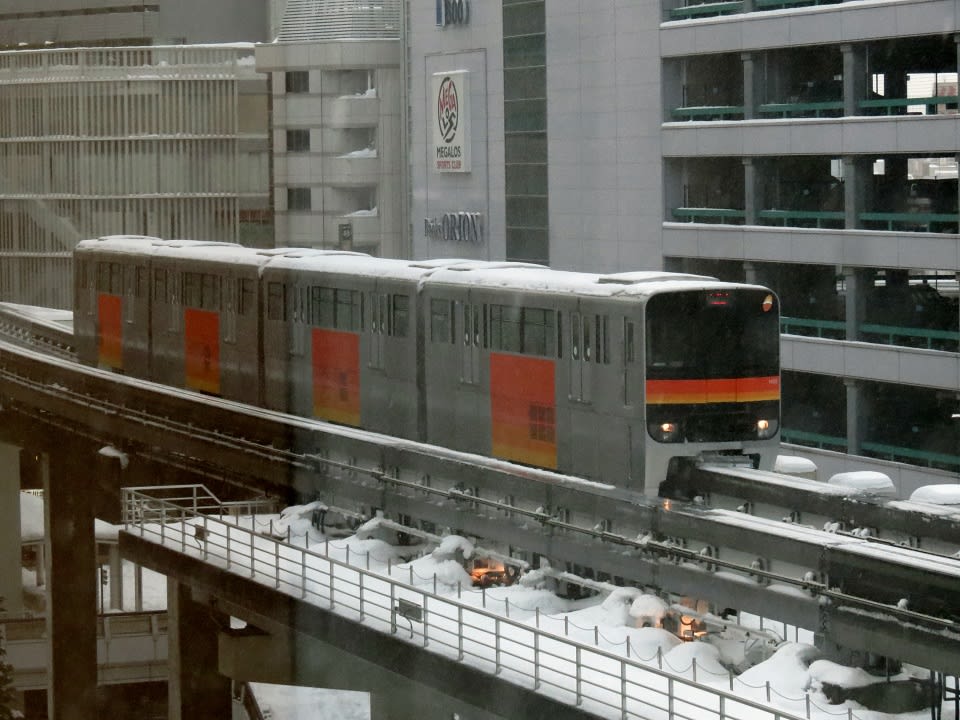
122, 487, 860, 720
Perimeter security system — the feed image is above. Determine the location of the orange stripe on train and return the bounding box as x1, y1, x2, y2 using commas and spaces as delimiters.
184, 308, 221, 394
97, 293, 123, 371
646, 376, 780, 404
490, 353, 557, 470
312, 328, 360, 426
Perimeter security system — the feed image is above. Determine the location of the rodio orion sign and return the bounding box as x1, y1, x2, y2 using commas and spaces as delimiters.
432, 70, 470, 173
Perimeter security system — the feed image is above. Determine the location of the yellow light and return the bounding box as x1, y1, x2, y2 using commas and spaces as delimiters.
762, 294, 774, 312
757, 419, 770, 432
660, 422, 677, 433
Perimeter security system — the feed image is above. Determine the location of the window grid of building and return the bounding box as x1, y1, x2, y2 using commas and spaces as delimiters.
502, 0, 548, 265
0, 45, 269, 308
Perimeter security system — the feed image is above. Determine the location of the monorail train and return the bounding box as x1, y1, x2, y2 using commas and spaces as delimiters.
74, 235, 782, 495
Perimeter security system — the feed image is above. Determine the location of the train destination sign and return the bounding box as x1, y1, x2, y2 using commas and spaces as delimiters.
432, 70, 471, 173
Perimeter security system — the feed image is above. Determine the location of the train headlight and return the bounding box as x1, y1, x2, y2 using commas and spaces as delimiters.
649, 421, 683, 443
755, 418, 779, 439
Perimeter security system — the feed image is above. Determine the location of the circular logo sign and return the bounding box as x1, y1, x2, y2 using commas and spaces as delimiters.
437, 76, 459, 143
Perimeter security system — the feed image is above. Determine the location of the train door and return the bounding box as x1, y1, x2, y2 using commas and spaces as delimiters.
568, 310, 593, 403
221, 274, 239, 399
123, 265, 136, 327
369, 291, 386, 370
622, 317, 641, 407
459, 300, 481, 385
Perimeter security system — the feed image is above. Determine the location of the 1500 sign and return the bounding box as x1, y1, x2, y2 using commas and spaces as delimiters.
436, 0, 469, 27
425, 212, 483, 244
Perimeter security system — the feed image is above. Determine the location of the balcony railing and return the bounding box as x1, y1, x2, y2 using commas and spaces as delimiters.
671, 207, 745, 224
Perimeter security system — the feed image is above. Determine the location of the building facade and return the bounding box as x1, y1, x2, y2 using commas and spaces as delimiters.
407, 0, 664, 268
0, 1, 272, 309
256, 0, 404, 255
658, 0, 959, 490
402, 0, 959, 491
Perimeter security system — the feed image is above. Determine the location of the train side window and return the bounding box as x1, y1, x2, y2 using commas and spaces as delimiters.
110, 263, 122, 294
571, 315, 580, 359
267, 282, 284, 321
431, 299, 454, 344
390, 294, 409, 337
201, 273, 220, 311
595, 314, 609, 364
183, 272, 201, 308
529, 404, 555, 442
335, 289, 362, 330
583, 316, 592, 361
238, 278, 255, 316
135, 267, 148, 298
522, 307, 555, 356
96, 262, 114, 293
153, 269, 167, 302
556, 311, 563, 358
489, 304, 522, 353
624, 320, 635, 363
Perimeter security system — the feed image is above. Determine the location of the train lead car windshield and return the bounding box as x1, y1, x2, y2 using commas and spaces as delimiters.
645, 289, 779, 380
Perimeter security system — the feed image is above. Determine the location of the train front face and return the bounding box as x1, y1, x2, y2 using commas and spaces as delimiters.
643, 286, 781, 482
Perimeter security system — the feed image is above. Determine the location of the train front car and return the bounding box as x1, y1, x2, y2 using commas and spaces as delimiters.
642, 282, 781, 493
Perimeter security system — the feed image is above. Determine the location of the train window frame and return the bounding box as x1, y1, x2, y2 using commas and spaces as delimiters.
528, 403, 556, 442
624, 319, 636, 364
202, 273, 221, 311
267, 282, 284, 321
336, 289, 362, 331
182, 272, 201, 308
238, 278, 255, 316
136, 267, 148, 299
595, 314, 609, 365
153, 269, 167, 303
77, 261, 91, 290
489, 303, 556, 357
431, 298, 455, 344
390, 294, 410, 338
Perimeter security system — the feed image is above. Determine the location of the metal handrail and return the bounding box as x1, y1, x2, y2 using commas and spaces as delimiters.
121, 487, 837, 720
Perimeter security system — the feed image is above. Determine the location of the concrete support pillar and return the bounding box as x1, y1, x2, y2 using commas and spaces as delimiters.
39, 443, 98, 720
134, 564, 143, 612
33, 542, 45, 588
168, 579, 232, 720
841, 44, 866, 117
741, 52, 757, 119
0, 443, 23, 616
843, 157, 869, 229
842, 266, 871, 341
108, 544, 123, 610
743, 157, 758, 224
845, 378, 868, 456
743, 261, 759, 285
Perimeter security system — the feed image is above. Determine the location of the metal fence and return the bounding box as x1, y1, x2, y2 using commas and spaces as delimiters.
122, 486, 867, 720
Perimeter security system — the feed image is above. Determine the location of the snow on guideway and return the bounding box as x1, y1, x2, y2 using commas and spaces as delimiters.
122, 489, 957, 720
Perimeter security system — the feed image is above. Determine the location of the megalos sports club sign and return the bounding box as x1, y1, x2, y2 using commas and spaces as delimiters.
432, 70, 471, 173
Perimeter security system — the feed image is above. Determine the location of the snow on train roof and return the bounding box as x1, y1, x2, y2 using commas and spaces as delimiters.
262, 252, 464, 282
424, 264, 758, 297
